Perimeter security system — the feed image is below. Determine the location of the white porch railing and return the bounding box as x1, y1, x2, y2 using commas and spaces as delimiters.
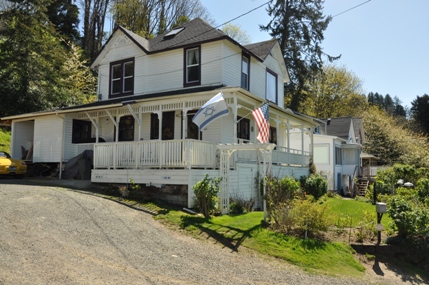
235, 145, 311, 167
93, 139, 217, 169
361, 166, 384, 177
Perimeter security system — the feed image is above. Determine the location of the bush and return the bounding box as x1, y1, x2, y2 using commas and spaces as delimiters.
288, 198, 329, 236
303, 173, 328, 200
193, 174, 221, 218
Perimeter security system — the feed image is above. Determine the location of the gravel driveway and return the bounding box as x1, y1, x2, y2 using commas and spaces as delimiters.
0, 179, 420, 284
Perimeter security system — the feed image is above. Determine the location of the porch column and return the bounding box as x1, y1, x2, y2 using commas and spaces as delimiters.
182, 106, 193, 139
286, 120, 290, 165
85, 111, 99, 143
301, 126, 305, 166
233, 96, 238, 143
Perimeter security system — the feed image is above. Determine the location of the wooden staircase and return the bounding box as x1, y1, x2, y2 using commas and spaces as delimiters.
357, 179, 369, 196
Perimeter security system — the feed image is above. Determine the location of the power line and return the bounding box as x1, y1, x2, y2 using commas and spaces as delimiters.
332, 0, 372, 18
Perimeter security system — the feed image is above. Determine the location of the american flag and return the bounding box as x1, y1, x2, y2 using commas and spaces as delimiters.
252, 102, 270, 143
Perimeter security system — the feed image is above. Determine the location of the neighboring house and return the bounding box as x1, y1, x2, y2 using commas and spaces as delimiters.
312, 117, 364, 195
1, 18, 317, 211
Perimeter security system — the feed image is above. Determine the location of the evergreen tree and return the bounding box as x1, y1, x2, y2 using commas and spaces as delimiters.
411, 94, 429, 135
0, 0, 68, 117
260, 0, 339, 110
0, 0, 97, 117
46, 0, 80, 42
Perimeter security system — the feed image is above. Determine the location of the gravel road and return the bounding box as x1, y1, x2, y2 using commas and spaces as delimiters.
0, 179, 422, 284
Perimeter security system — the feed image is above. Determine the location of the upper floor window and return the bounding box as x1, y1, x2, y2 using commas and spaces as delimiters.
184, 46, 201, 87
241, 54, 250, 90
266, 69, 277, 104
110, 58, 134, 98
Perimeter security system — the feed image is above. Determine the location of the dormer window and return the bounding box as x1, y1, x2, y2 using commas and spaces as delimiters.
110, 58, 134, 98
241, 53, 250, 90
184, 46, 201, 87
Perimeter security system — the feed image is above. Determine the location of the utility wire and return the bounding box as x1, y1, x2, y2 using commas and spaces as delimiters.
332, 0, 372, 18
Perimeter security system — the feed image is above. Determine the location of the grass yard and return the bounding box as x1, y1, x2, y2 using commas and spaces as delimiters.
0, 128, 11, 153
324, 196, 392, 229
154, 197, 379, 277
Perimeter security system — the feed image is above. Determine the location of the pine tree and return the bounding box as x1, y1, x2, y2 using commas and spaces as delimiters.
260, 0, 339, 110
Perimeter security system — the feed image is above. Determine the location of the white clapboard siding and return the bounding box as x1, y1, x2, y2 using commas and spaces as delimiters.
222, 41, 241, 87
249, 60, 266, 100
201, 42, 223, 86
33, 116, 63, 163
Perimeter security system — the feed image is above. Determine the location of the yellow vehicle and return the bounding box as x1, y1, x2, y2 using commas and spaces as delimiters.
0, 151, 27, 177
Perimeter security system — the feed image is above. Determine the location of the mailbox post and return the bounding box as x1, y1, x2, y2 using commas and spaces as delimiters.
374, 181, 387, 247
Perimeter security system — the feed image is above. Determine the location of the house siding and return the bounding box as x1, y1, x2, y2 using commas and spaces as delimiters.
202, 42, 222, 86
33, 115, 63, 163
221, 41, 241, 87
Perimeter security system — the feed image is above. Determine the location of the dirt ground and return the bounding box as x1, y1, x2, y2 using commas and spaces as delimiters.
0, 178, 427, 284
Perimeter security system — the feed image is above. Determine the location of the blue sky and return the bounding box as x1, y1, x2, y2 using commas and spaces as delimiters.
201, 0, 429, 109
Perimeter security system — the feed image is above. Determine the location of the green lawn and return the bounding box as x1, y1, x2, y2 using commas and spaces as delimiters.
0, 128, 11, 152
154, 198, 376, 277
324, 196, 392, 229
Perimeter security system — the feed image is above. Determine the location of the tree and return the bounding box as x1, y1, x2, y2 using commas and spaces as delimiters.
363, 106, 429, 168
58, 43, 97, 106
260, 0, 339, 110
221, 23, 251, 45
411, 94, 429, 135
82, 0, 109, 62
300, 65, 367, 118
111, 0, 212, 38
0, 0, 68, 117
0, 0, 97, 117
46, 0, 80, 42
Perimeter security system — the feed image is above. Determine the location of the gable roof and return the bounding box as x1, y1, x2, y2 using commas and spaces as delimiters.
92, 18, 278, 68
320, 116, 365, 144
244, 39, 278, 61
324, 117, 353, 140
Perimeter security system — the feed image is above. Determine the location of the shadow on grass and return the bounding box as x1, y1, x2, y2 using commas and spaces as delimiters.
180, 215, 262, 252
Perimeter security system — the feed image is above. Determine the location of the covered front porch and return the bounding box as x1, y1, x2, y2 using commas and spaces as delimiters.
90, 139, 311, 171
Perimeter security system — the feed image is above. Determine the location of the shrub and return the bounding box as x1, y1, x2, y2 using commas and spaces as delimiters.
303, 173, 328, 200
387, 196, 416, 237
193, 174, 221, 218
288, 198, 329, 236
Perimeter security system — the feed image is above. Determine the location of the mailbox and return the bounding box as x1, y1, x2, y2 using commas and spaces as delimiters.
376, 202, 387, 213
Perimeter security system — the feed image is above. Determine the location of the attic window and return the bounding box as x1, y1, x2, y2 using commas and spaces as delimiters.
164, 27, 185, 39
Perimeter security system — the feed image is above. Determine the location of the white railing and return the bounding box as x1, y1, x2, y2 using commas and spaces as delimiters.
234, 145, 310, 167
361, 166, 384, 177
93, 139, 217, 169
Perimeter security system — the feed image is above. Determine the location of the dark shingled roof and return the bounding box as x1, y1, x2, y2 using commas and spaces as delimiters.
106, 18, 275, 62
244, 39, 278, 61
324, 117, 353, 140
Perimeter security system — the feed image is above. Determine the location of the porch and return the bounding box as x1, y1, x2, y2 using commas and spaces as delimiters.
90, 139, 311, 170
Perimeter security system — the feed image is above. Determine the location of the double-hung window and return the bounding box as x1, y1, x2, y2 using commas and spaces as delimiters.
110, 58, 134, 98
184, 46, 201, 86
241, 54, 250, 90
266, 69, 278, 104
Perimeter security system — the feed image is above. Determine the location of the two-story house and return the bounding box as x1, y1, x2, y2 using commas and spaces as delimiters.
312, 117, 364, 195
2, 18, 317, 210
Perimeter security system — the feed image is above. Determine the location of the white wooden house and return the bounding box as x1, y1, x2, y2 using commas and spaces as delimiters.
312, 117, 364, 195
2, 18, 317, 210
